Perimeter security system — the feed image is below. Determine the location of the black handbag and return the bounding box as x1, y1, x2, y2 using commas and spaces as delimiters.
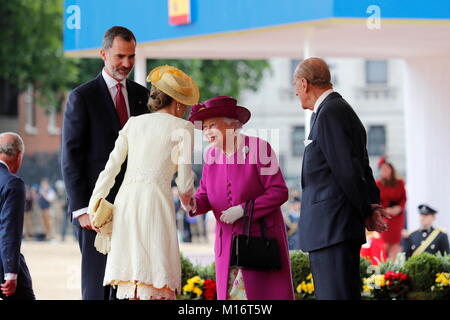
229, 199, 282, 271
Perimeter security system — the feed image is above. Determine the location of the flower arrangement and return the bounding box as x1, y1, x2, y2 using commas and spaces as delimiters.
183, 276, 204, 299
363, 271, 411, 300
182, 276, 217, 300
363, 274, 388, 299
203, 279, 217, 300
384, 271, 411, 299
431, 272, 450, 299
296, 273, 314, 299
180, 251, 449, 300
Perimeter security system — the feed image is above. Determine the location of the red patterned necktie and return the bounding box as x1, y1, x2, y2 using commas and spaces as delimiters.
115, 83, 128, 128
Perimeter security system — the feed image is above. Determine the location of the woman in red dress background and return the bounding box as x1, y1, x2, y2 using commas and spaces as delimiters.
376, 160, 407, 261
360, 231, 386, 265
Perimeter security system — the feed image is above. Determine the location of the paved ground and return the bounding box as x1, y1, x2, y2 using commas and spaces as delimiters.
20, 238, 214, 300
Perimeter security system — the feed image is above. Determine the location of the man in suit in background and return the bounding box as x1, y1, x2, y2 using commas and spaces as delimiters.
0, 132, 35, 300
61, 26, 149, 300
294, 57, 390, 300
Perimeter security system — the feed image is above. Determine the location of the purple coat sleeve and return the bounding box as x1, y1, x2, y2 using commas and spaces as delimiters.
248, 140, 289, 221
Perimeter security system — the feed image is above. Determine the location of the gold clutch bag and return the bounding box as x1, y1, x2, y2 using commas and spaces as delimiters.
92, 198, 114, 229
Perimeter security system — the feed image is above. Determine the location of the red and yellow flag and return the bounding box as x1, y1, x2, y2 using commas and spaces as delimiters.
169, 0, 191, 25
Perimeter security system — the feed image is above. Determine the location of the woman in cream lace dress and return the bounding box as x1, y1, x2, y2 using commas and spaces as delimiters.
87, 66, 199, 300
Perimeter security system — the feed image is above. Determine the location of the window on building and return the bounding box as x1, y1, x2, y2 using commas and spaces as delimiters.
366, 60, 388, 84
25, 85, 38, 135
292, 125, 305, 157
328, 62, 338, 86
291, 59, 302, 80
368, 125, 386, 156
0, 79, 19, 116
47, 108, 60, 135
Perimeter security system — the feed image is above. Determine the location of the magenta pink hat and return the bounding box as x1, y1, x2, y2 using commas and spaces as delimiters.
188, 96, 251, 125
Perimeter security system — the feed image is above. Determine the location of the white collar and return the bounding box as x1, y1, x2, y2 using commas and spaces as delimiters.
102, 68, 127, 89
0, 160, 10, 171
313, 89, 334, 113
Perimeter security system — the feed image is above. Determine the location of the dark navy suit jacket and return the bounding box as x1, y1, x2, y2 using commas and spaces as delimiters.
0, 163, 26, 276
299, 92, 380, 252
61, 73, 149, 218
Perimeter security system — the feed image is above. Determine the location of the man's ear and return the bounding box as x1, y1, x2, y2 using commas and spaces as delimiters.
13, 151, 23, 173
100, 49, 107, 62
301, 78, 308, 93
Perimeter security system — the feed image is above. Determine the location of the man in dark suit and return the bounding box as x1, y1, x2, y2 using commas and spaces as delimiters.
61, 26, 149, 300
0, 132, 35, 300
294, 57, 390, 300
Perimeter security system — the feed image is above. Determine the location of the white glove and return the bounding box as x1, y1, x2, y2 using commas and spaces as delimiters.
94, 221, 113, 255
220, 205, 244, 224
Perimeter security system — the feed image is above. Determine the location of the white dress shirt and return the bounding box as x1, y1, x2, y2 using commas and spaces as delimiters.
72, 69, 131, 220
0, 160, 10, 171
102, 68, 131, 117
313, 88, 334, 113
0, 160, 18, 281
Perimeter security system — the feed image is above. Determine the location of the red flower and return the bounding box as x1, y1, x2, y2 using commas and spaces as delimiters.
385, 271, 393, 281
203, 279, 217, 300
400, 274, 408, 281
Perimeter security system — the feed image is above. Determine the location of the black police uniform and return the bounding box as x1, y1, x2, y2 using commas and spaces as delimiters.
404, 204, 450, 258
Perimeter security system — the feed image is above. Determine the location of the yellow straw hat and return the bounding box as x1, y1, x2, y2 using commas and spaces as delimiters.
146, 65, 199, 106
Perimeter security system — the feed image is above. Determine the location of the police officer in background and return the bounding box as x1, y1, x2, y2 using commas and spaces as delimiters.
404, 204, 449, 258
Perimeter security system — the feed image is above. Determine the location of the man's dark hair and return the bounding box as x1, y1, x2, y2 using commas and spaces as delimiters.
102, 26, 136, 50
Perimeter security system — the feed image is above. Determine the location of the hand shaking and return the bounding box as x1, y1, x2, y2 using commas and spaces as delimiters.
181, 196, 196, 213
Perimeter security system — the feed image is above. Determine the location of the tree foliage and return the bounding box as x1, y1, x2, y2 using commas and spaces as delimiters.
1, 0, 270, 112
146, 59, 271, 101
68, 58, 271, 102
0, 0, 78, 112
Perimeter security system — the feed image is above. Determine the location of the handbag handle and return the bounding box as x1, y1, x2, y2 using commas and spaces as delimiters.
241, 200, 251, 234
241, 199, 268, 240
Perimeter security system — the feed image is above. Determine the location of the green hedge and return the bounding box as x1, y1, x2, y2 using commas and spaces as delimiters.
180, 251, 450, 300
401, 253, 444, 292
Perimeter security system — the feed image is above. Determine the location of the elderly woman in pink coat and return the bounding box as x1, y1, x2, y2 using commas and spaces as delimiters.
187, 96, 294, 300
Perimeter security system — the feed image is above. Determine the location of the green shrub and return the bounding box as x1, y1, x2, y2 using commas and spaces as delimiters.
290, 250, 310, 289
180, 252, 196, 288
377, 252, 406, 274
402, 253, 445, 291
359, 256, 373, 293
360, 256, 372, 279
438, 253, 450, 272
195, 262, 216, 280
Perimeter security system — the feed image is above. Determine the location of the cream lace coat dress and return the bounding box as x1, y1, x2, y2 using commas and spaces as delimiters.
88, 113, 194, 300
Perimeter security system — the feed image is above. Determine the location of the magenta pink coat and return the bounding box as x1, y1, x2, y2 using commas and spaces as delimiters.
191, 135, 295, 300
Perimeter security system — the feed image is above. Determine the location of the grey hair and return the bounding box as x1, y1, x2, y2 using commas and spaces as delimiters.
223, 117, 243, 129
0, 132, 25, 157
102, 26, 136, 50
294, 57, 332, 88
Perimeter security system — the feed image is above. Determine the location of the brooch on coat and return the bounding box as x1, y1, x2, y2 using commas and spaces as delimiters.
242, 146, 249, 160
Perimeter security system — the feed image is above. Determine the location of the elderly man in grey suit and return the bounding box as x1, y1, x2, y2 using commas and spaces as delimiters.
293, 58, 390, 300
